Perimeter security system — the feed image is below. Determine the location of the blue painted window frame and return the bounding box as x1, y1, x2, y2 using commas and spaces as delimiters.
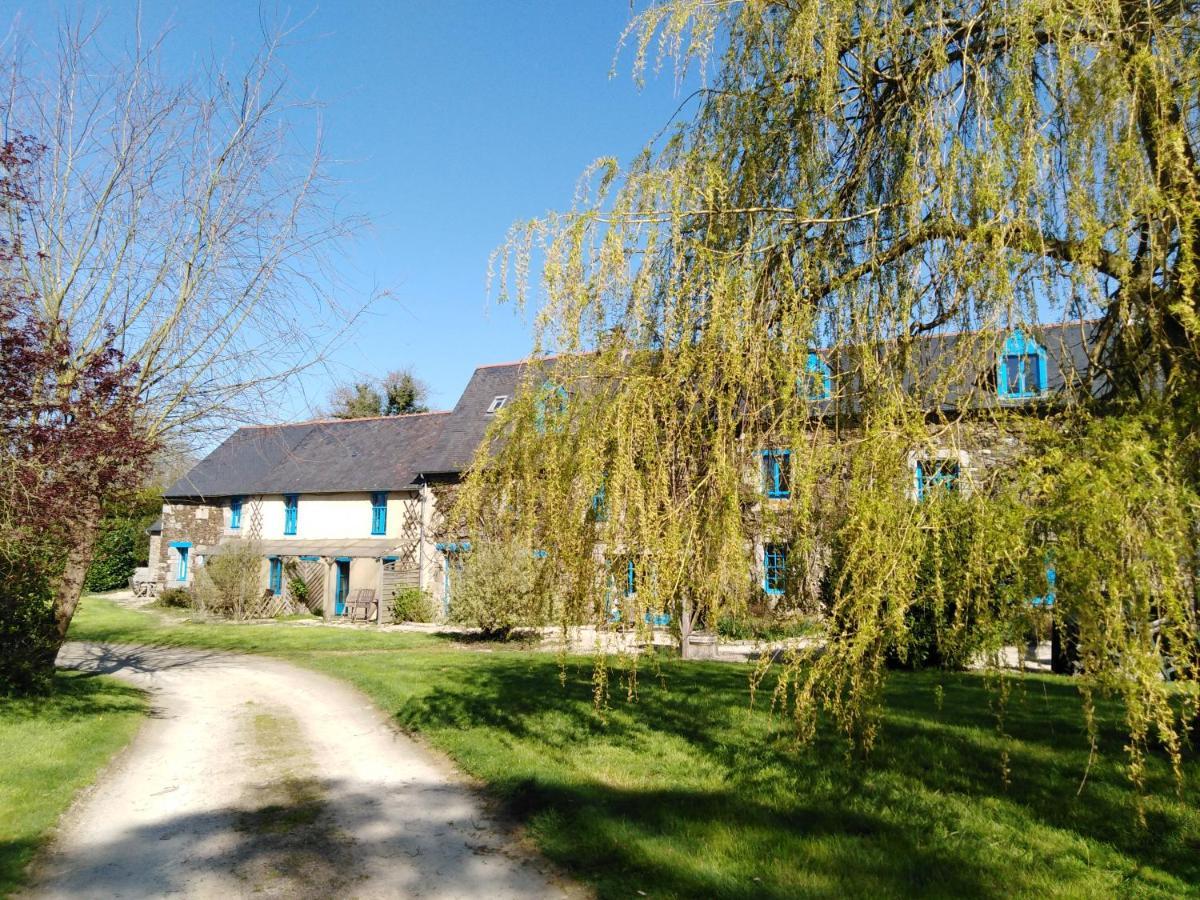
997, 330, 1047, 399
625, 558, 636, 597
334, 558, 350, 615
590, 480, 607, 522
915, 459, 960, 501
169, 542, 191, 585
762, 449, 791, 499
283, 494, 298, 536
268, 557, 282, 595
763, 543, 787, 595
800, 351, 833, 401
534, 381, 569, 433
229, 496, 243, 530
371, 492, 388, 535
1032, 552, 1057, 607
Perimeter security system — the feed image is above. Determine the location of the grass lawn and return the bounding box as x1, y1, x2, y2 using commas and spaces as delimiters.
71, 597, 1200, 899
0, 670, 146, 897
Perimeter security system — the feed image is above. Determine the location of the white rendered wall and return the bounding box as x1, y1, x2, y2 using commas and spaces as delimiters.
251, 492, 412, 541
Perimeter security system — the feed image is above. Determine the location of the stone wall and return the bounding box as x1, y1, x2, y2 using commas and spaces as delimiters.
157, 500, 225, 587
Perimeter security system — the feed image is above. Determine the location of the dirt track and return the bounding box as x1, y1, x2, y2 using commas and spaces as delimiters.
27, 642, 578, 900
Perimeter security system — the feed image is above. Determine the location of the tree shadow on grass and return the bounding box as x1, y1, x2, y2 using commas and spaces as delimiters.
393, 655, 1200, 898
1, 667, 144, 722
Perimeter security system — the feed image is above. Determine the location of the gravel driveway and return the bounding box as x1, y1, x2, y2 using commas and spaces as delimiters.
25, 642, 579, 900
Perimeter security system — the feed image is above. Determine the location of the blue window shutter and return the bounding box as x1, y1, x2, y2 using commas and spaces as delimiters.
371, 492, 388, 535
283, 494, 298, 535
230, 496, 242, 530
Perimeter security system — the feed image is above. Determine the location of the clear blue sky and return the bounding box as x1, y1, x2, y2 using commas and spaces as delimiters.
9, 1, 697, 419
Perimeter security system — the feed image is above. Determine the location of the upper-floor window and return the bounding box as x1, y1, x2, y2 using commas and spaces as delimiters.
997, 330, 1047, 399
764, 543, 787, 595
915, 459, 960, 501
283, 494, 299, 535
590, 480, 608, 522
229, 496, 243, 530
800, 352, 832, 401
371, 492, 388, 535
486, 395, 509, 414
762, 449, 791, 499
535, 382, 569, 433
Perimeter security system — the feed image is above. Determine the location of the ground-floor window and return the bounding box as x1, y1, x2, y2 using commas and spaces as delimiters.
173, 545, 190, 582
763, 543, 787, 595
269, 557, 283, 595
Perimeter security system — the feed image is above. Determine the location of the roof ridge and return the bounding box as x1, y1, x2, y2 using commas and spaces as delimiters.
237, 410, 452, 430
473, 352, 568, 370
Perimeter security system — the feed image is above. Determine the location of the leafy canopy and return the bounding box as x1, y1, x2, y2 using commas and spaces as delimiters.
461, 0, 1200, 787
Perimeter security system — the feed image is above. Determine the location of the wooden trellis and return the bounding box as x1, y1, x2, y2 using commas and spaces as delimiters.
286, 558, 326, 613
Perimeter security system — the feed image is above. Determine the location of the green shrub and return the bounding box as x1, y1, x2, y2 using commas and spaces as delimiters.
283, 560, 310, 609
156, 588, 192, 609
716, 612, 816, 641
390, 587, 435, 623
0, 555, 59, 696
193, 542, 262, 619
447, 541, 548, 638
83, 519, 141, 592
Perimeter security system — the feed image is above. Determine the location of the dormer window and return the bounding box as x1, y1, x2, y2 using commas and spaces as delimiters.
998, 331, 1047, 399
800, 351, 832, 401
535, 382, 569, 432
486, 395, 508, 414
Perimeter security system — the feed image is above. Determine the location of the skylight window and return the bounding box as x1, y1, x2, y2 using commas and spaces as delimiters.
486, 395, 509, 414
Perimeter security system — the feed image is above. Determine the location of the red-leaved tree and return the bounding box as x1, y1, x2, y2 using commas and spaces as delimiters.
0, 135, 157, 693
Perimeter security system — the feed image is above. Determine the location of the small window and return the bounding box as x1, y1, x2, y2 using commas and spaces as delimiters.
625, 558, 636, 597
176, 546, 189, 582
800, 352, 832, 401
371, 492, 388, 535
997, 331, 1046, 398
269, 557, 283, 595
762, 450, 791, 499
764, 544, 787, 595
229, 496, 243, 530
283, 494, 298, 536
915, 459, 960, 501
590, 481, 607, 522
535, 382, 569, 432
486, 395, 509, 414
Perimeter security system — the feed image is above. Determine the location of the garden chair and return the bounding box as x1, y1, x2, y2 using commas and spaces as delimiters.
345, 588, 378, 623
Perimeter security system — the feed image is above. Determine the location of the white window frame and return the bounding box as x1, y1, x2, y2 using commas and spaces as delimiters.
486, 395, 509, 414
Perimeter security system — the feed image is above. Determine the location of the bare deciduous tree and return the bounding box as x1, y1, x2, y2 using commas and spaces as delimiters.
0, 11, 369, 642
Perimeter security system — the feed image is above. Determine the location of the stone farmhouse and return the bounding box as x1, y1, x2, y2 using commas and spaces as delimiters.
156, 360, 529, 619
156, 322, 1096, 620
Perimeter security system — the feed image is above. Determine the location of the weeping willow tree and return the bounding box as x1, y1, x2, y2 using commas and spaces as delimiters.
459, 0, 1200, 785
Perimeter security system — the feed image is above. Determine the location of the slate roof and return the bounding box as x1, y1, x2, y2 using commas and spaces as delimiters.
164, 412, 451, 499
416, 359, 535, 475
166, 322, 1101, 500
